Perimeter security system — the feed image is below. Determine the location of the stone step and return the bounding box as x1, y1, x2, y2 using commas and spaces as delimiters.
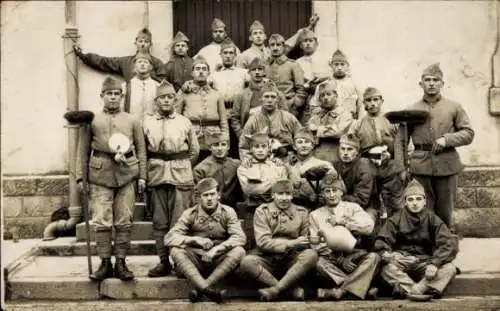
7, 255, 500, 301
37, 237, 156, 256
75, 221, 153, 242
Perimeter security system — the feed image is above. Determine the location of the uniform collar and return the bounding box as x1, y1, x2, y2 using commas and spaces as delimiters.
155, 111, 177, 120
422, 94, 442, 104
268, 202, 295, 219
218, 65, 236, 71
268, 54, 288, 65
196, 203, 223, 221
103, 106, 121, 114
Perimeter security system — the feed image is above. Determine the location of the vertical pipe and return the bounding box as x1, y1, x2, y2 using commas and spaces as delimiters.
144, 1, 150, 29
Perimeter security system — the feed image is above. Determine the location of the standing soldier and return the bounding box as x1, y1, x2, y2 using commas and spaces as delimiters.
349, 87, 405, 218
310, 50, 363, 119
165, 178, 246, 303
176, 56, 229, 162
374, 179, 459, 301
237, 133, 289, 249
266, 34, 308, 117
309, 173, 379, 301
164, 31, 194, 92
211, 43, 249, 158
237, 180, 318, 301
76, 76, 147, 281
288, 128, 336, 209
74, 28, 165, 82
231, 58, 287, 139
123, 52, 159, 117
195, 18, 241, 72
194, 132, 242, 208
308, 80, 353, 163
143, 80, 200, 278
238, 82, 302, 161
397, 63, 474, 227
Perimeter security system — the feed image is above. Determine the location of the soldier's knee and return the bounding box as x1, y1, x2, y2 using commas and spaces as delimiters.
170, 247, 187, 260
299, 249, 318, 266
227, 246, 246, 260
239, 255, 260, 272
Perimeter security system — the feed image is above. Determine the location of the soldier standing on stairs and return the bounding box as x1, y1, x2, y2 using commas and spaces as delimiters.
165, 178, 246, 303
143, 80, 200, 278
76, 76, 147, 281
74, 28, 165, 82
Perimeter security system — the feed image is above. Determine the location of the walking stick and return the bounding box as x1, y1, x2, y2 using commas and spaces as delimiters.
64, 110, 95, 276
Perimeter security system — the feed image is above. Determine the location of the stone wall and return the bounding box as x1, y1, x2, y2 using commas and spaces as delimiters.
3, 168, 500, 239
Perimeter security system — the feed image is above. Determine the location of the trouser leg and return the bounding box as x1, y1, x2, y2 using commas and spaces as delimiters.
171, 247, 208, 290
151, 185, 176, 261
380, 263, 416, 293
422, 263, 458, 294
316, 255, 347, 286
379, 162, 404, 217
114, 181, 135, 258
434, 175, 457, 227
342, 253, 380, 299
205, 246, 246, 286
276, 249, 318, 292
90, 184, 114, 258
237, 254, 278, 287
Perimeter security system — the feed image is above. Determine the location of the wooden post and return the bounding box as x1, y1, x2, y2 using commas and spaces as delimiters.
489, 0, 500, 116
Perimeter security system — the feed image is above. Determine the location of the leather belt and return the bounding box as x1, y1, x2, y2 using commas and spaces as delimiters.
148, 151, 190, 161
92, 149, 134, 159
189, 119, 221, 126
414, 144, 453, 152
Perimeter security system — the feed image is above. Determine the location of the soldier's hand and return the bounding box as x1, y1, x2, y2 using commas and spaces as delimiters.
73, 43, 83, 55
137, 179, 146, 194
292, 236, 310, 249
241, 154, 254, 168
425, 264, 438, 280
77, 180, 88, 194
342, 258, 357, 273
202, 245, 225, 263
381, 251, 394, 263
400, 170, 408, 183
191, 237, 214, 250
432, 137, 446, 154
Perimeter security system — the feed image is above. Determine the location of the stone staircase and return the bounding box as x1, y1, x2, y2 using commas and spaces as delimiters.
4, 236, 500, 302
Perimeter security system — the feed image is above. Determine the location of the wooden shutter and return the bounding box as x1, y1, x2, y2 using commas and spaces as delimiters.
173, 0, 312, 58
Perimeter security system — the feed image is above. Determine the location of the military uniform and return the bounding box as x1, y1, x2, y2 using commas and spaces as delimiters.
194, 133, 242, 208
237, 180, 318, 301
165, 178, 246, 302
310, 175, 379, 300
143, 81, 200, 277
76, 77, 146, 281
397, 64, 474, 227
374, 180, 459, 298
75, 28, 165, 82
308, 105, 353, 163
164, 32, 193, 92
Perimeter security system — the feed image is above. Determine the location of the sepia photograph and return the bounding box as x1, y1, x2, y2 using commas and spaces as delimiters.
1, 0, 500, 310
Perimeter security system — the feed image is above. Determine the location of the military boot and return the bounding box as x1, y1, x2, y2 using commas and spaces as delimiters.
201, 287, 228, 304
148, 260, 172, 278
114, 258, 135, 281
89, 258, 113, 281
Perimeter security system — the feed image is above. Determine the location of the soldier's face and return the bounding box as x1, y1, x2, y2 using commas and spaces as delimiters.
212, 28, 227, 43
156, 93, 176, 114
209, 141, 229, 159
134, 59, 152, 75
193, 64, 210, 82
269, 40, 285, 57
261, 91, 279, 112
101, 89, 123, 110
294, 138, 314, 156
135, 37, 151, 53
250, 29, 267, 46
251, 143, 270, 161
331, 61, 348, 79
405, 194, 426, 214
363, 96, 383, 116
339, 143, 359, 163
220, 47, 236, 67
319, 88, 338, 110
174, 42, 189, 56
200, 189, 220, 211
420, 75, 443, 96
323, 188, 343, 206
273, 191, 293, 209
300, 38, 317, 55
250, 67, 266, 82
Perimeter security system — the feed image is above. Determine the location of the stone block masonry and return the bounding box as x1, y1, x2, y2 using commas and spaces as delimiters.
3, 168, 500, 239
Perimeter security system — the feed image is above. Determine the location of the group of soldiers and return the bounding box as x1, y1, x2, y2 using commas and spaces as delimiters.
73, 16, 475, 303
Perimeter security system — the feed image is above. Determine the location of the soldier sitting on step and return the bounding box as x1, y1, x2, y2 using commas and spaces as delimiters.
373, 179, 460, 302
165, 178, 246, 303
76, 76, 147, 281
237, 179, 318, 301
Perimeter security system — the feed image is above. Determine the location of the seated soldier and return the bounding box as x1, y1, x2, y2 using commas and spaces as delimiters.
373, 179, 459, 301
237, 133, 289, 248
309, 173, 379, 301
194, 132, 242, 208
333, 134, 377, 221
237, 180, 318, 301
165, 178, 246, 303
308, 80, 353, 163
287, 128, 336, 209
348, 87, 404, 218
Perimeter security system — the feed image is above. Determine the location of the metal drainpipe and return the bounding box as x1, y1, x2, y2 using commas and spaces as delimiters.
43, 1, 82, 240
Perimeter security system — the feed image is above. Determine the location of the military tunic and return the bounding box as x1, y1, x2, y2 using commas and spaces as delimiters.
195, 42, 241, 73
194, 156, 242, 208
310, 77, 363, 119
396, 95, 474, 226
333, 158, 375, 210
237, 45, 271, 69
123, 76, 159, 118
308, 106, 353, 163
309, 204, 379, 299
164, 55, 194, 92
